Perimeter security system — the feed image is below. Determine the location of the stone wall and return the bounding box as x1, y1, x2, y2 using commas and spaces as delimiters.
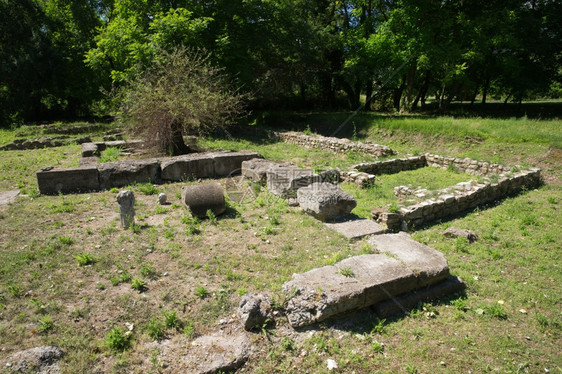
353, 156, 426, 175
275, 131, 394, 157
0, 136, 91, 151
37, 150, 262, 194
425, 154, 513, 176
374, 169, 541, 230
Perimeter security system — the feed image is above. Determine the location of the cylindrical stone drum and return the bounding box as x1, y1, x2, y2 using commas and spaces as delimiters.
181, 182, 226, 219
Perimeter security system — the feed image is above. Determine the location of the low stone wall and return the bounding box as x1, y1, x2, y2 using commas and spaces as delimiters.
374, 169, 542, 230
353, 156, 426, 175
37, 150, 262, 194
275, 131, 394, 157
43, 123, 105, 135
0, 136, 91, 151
425, 154, 513, 176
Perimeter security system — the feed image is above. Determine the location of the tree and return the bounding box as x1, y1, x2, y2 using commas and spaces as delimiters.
118, 47, 247, 155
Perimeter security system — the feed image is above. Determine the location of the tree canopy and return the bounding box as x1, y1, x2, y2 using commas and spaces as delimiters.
1, 0, 561, 126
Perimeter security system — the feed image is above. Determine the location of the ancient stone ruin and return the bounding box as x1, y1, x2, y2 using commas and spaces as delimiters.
36, 150, 262, 194
31, 129, 543, 332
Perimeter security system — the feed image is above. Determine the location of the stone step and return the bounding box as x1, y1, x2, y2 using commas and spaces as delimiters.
283, 232, 451, 327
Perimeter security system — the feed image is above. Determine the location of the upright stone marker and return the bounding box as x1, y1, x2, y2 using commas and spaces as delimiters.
116, 190, 135, 228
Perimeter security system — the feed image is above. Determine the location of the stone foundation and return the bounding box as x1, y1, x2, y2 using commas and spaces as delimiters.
37, 150, 262, 194
275, 131, 395, 157
354, 156, 427, 175
375, 168, 542, 230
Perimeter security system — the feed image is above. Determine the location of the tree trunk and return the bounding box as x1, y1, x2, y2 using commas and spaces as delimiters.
481, 76, 490, 105
364, 79, 373, 111
401, 64, 416, 112
470, 83, 479, 106
440, 82, 463, 112
168, 121, 191, 156
419, 71, 431, 110
393, 75, 406, 111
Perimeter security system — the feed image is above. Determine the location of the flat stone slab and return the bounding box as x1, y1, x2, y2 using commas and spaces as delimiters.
183, 333, 251, 374
283, 232, 449, 327
0, 190, 20, 206
325, 219, 386, 239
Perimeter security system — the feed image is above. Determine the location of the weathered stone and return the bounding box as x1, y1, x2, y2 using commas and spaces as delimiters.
242, 158, 291, 183
325, 219, 385, 240
182, 182, 226, 219
267, 166, 321, 198
79, 156, 99, 167
283, 233, 449, 327
161, 154, 215, 181
374, 276, 466, 317
212, 150, 263, 177
158, 193, 167, 205
81, 142, 99, 157
238, 294, 273, 331
0, 190, 20, 206
296, 182, 356, 221
4, 346, 64, 373
185, 333, 251, 374
443, 227, 479, 243
98, 159, 161, 189
37, 166, 100, 194
116, 190, 135, 228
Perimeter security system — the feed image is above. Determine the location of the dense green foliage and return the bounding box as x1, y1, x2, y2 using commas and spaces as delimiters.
1, 0, 561, 126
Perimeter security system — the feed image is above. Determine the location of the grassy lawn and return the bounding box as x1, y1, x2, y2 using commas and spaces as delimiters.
0, 113, 560, 373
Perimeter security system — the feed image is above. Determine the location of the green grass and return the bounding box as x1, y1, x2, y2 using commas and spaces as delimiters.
0, 116, 559, 373
99, 146, 122, 162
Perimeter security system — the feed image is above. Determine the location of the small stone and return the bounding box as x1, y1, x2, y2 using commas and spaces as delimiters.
158, 193, 167, 205
327, 358, 338, 370
238, 294, 273, 331
163, 272, 169, 277
146, 248, 153, 253
519, 309, 527, 314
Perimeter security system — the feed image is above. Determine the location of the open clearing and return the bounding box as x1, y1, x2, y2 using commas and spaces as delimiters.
0, 113, 560, 373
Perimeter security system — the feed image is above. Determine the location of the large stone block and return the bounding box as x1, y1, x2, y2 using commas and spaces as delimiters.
267, 166, 321, 198
81, 142, 98, 157
241, 158, 291, 183
37, 166, 100, 194
161, 154, 215, 181
296, 182, 357, 221
283, 232, 450, 327
98, 159, 161, 189
212, 150, 263, 177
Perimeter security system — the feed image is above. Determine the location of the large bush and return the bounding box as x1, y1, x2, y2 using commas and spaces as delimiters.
119, 47, 247, 155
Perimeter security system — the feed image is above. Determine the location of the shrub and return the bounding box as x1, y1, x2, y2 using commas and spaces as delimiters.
118, 47, 248, 155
